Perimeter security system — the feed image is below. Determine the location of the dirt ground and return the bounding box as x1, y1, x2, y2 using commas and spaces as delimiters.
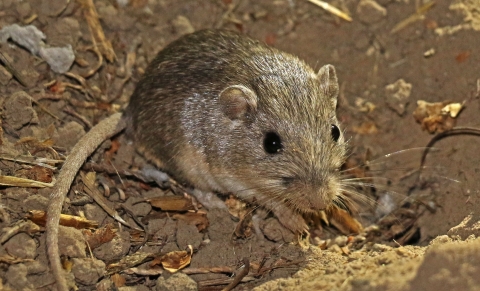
1, 0, 480, 290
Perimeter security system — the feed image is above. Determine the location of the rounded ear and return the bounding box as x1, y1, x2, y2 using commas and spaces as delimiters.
219, 85, 257, 120
317, 64, 339, 108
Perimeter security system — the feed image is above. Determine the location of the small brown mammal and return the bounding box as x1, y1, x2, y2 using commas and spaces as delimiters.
47, 29, 346, 290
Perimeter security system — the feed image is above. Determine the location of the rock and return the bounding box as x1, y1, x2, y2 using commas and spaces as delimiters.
15, 1, 31, 18
176, 220, 203, 249
0, 65, 12, 85
58, 226, 87, 258
123, 197, 151, 218
5, 187, 29, 201
6, 264, 33, 290
24, 261, 48, 274
39, 0, 70, 16
356, 0, 387, 24
4, 233, 36, 259
0, 24, 75, 73
262, 217, 295, 243
54, 121, 85, 150
97, 2, 136, 31
0, 24, 44, 55
44, 17, 81, 47
84, 204, 108, 225
23, 194, 49, 212
156, 272, 198, 291
333, 235, 349, 247
38, 45, 75, 74
93, 230, 130, 261
96, 278, 114, 291
4, 91, 38, 130
72, 257, 106, 286
172, 15, 195, 36
385, 79, 412, 116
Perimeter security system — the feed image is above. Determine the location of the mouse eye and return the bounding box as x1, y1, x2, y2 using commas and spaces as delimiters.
264, 132, 283, 154
331, 124, 340, 142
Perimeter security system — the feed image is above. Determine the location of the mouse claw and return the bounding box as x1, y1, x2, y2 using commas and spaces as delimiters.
271, 204, 309, 235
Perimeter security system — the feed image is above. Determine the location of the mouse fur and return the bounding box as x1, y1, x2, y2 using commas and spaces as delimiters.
125, 29, 347, 232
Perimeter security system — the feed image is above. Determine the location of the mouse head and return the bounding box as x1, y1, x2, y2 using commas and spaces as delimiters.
214, 63, 347, 215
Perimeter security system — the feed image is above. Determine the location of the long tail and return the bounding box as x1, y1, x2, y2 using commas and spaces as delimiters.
46, 112, 125, 291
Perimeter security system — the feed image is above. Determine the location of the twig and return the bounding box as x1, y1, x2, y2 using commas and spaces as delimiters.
306, 0, 352, 22
80, 171, 138, 230
222, 258, 250, 291
419, 127, 480, 174
0, 175, 54, 188
79, 0, 116, 62
0, 51, 29, 87
0, 154, 62, 170
390, 1, 435, 34
82, 162, 148, 181
182, 266, 236, 275
63, 106, 93, 129
29, 95, 61, 120
81, 46, 103, 78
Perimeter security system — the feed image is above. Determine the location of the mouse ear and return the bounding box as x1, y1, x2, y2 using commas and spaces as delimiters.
317, 64, 339, 108
219, 85, 258, 120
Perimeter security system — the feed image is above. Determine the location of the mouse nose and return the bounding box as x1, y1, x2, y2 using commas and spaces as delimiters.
311, 175, 340, 208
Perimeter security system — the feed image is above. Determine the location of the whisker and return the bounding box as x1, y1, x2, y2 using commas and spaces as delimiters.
341, 147, 442, 174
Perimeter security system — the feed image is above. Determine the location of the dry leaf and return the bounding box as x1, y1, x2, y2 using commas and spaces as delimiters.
326, 206, 363, 235
147, 196, 194, 211
23, 165, 54, 183
83, 223, 117, 249
0, 175, 53, 188
111, 273, 126, 288
352, 121, 378, 134
441, 102, 463, 118
150, 246, 193, 273
105, 138, 121, 161
224, 195, 249, 219
413, 100, 462, 133
27, 210, 98, 229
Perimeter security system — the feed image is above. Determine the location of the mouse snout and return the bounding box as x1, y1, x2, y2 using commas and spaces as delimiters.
284, 173, 340, 212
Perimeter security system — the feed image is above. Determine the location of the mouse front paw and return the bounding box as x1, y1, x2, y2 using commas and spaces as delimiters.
272, 205, 308, 234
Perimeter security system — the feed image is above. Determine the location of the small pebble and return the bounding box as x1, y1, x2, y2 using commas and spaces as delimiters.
156, 272, 198, 291
334, 235, 348, 247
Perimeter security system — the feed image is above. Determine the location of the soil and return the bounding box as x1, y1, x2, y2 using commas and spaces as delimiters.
0, 0, 480, 290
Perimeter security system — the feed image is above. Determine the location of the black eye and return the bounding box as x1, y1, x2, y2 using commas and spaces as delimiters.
331, 124, 340, 142
264, 132, 283, 154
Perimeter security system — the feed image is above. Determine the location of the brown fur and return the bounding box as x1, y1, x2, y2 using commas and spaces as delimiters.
125, 29, 347, 231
